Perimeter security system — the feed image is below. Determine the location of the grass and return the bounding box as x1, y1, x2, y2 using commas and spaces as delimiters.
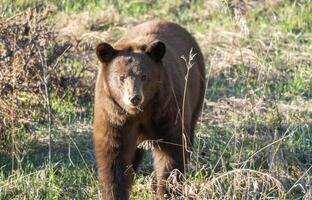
1, 0, 312, 199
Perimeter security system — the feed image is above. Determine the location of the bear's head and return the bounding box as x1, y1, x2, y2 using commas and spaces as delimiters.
96, 40, 166, 115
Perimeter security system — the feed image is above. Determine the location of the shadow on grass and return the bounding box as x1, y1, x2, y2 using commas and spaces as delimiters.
0, 125, 95, 177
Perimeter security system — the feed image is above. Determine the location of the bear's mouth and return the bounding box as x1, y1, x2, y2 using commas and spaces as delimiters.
125, 104, 144, 114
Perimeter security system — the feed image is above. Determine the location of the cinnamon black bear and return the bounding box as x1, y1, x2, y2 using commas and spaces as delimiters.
93, 20, 205, 200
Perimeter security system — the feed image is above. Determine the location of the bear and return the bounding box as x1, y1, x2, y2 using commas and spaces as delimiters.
93, 20, 206, 200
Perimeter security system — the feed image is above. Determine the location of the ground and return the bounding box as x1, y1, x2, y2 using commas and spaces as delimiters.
0, 0, 311, 199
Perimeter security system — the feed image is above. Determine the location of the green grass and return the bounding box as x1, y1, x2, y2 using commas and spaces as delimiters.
1, 0, 312, 199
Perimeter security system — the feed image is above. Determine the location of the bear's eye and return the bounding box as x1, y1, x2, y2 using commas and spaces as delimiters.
119, 75, 125, 82
141, 75, 147, 81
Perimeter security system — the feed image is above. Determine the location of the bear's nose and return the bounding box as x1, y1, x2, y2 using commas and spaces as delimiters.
129, 94, 142, 106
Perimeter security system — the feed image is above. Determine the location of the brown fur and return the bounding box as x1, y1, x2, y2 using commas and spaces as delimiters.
93, 20, 205, 200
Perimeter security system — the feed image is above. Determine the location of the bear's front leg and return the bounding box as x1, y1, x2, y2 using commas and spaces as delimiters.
152, 140, 185, 199
93, 124, 137, 200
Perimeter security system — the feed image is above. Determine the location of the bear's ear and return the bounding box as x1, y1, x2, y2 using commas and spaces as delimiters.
145, 40, 166, 62
96, 42, 118, 63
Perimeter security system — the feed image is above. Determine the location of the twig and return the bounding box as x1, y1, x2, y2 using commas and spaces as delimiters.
36, 45, 52, 166
286, 165, 312, 195
181, 48, 197, 170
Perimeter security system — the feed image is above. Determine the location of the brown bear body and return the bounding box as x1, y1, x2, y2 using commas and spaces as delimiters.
93, 20, 205, 200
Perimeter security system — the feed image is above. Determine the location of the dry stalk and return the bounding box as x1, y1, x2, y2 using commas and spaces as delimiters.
36, 45, 52, 165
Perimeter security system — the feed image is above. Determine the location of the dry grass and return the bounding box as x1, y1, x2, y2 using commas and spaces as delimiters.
1, 0, 311, 199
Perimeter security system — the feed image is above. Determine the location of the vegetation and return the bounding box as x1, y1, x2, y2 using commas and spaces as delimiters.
0, 0, 311, 199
